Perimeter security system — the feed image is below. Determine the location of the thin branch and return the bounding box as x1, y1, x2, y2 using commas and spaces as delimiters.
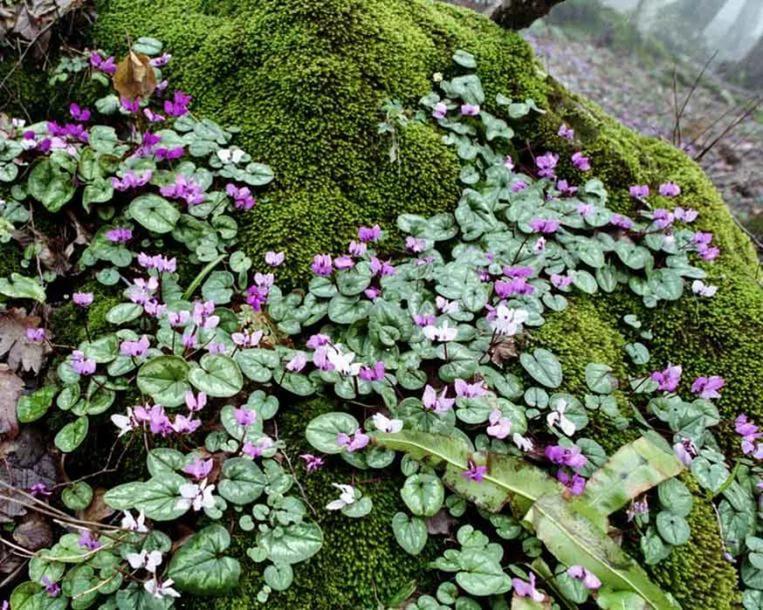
694, 98, 761, 161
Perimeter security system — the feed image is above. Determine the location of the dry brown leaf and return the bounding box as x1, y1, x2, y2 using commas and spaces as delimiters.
0, 364, 23, 441
79, 487, 115, 524
12, 513, 52, 551
489, 336, 518, 367
114, 51, 157, 100
0, 308, 52, 374
426, 509, 458, 536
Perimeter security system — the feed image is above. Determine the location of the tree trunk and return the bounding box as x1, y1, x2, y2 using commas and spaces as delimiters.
491, 0, 567, 29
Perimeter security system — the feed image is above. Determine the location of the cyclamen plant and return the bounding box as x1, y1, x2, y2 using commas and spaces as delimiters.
0, 43, 760, 610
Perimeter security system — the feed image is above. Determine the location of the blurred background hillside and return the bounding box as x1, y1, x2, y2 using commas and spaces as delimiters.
450, 0, 763, 244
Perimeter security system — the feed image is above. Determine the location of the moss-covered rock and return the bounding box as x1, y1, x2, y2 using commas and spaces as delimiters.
84, 0, 761, 608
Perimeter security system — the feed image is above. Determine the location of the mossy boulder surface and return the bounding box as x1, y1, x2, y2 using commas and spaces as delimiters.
89, 0, 761, 608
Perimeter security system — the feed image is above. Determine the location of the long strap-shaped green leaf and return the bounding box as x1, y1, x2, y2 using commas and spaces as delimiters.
374, 431, 682, 610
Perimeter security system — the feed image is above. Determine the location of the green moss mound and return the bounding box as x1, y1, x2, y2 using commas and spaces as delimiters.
86, 0, 761, 608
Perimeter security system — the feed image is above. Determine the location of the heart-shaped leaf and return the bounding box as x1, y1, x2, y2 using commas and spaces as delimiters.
392, 512, 428, 555
168, 524, 241, 595
129, 194, 180, 234
137, 356, 190, 407
189, 354, 243, 398
520, 349, 562, 389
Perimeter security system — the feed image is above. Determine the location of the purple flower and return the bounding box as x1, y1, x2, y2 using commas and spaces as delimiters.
413, 313, 436, 327
234, 407, 256, 428
558, 123, 574, 140
556, 179, 577, 196
370, 256, 395, 277
225, 183, 255, 210
691, 375, 725, 400
41, 577, 61, 598
306, 333, 331, 349
652, 208, 674, 229
358, 224, 382, 243
155, 146, 184, 161
265, 251, 285, 266
698, 245, 720, 261
512, 573, 544, 602
629, 184, 650, 199
29, 483, 51, 497
557, 470, 586, 495
659, 182, 681, 197
550, 273, 573, 289
90, 52, 116, 75
144, 405, 173, 437
535, 152, 558, 178
69, 103, 91, 122
336, 430, 369, 453
162, 175, 205, 206
138, 253, 177, 273
78, 530, 101, 551
529, 218, 560, 234
105, 227, 133, 243
183, 458, 214, 480
242, 436, 275, 459
650, 364, 682, 392
545, 444, 587, 470
311, 254, 333, 277
25, 327, 46, 343
164, 90, 192, 118
300, 453, 325, 472
286, 352, 307, 373
571, 152, 590, 171
610, 213, 634, 230
150, 53, 172, 67
143, 108, 165, 123
673, 438, 698, 465
232, 329, 263, 348
72, 292, 94, 308
511, 180, 528, 192
112, 170, 152, 191
348, 240, 367, 257
120, 97, 140, 113
359, 361, 385, 382
432, 102, 447, 119
567, 565, 601, 590
460, 103, 480, 116
503, 265, 534, 278
494, 277, 534, 298
71, 350, 96, 376
406, 236, 427, 253
462, 459, 487, 482
363, 287, 380, 301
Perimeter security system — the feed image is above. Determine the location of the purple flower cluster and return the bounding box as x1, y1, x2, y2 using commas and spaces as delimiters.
161, 175, 205, 206
226, 184, 256, 210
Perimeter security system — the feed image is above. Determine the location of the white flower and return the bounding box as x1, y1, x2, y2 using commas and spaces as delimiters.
216, 147, 246, 165
372, 413, 403, 434
121, 510, 148, 533
126, 550, 163, 573
144, 578, 181, 599
326, 345, 361, 376
176, 479, 216, 512
423, 320, 458, 342
513, 433, 534, 452
490, 306, 528, 336
111, 408, 137, 437
435, 296, 459, 314
326, 483, 356, 511
547, 399, 576, 436
486, 409, 512, 439
692, 280, 718, 297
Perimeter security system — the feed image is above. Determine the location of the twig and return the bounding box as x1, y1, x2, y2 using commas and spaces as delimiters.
0, 21, 57, 93
694, 98, 761, 161
672, 51, 718, 147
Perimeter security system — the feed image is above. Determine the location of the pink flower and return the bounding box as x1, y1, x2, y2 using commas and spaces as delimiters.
535, 152, 558, 178
265, 251, 285, 267
162, 175, 205, 206
359, 361, 385, 382
286, 352, 307, 373
120, 97, 140, 113
306, 333, 331, 349
69, 103, 91, 122
454, 379, 488, 398
370, 256, 395, 277
691, 375, 725, 400
529, 218, 560, 234
610, 213, 634, 229
334, 255, 355, 270
105, 227, 133, 243
72, 292, 94, 307
242, 436, 275, 459
571, 152, 590, 171
567, 565, 601, 590
172, 414, 201, 435
576, 202, 595, 218
155, 146, 184, 161
486, 409, 512, 439
512, 573, 544, 602
300, 453, 325, 472
311, 254, 333, 276
460, 103, 480, 116
225, 183, 255, 210
432, 102, 447, 119
336, 430, 369, 453
348, 240, 367, 257
650, 364, 682, 392
674, 207, 698, 222
78, 530, 101, 550
406, 236, 427, 253
558, 123, 574, 140
550, 273, 573, 289
556, 179, 577, 196
185, 391, 207, 412
557, 470, 586, 495
120, 335, 150, 358
71, 350, 96, 376
629, 184, 650, 199
163, 90, 192, 118
233, 407, 256, 428
183, 458, 213, 480
25, 327, 46, 343
652, 208, 674, 229
659, 182, 681, 197
90, 52, 116, 74
545, 445, 587, 470
422, 385, 455, 414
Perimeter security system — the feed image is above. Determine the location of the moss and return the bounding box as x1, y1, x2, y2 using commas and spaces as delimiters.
648, 477, 740, 610
186, 398, 439, 610
78, 0, 759, 606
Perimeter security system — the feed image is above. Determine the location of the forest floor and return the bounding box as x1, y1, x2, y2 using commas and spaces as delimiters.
524, 25, 763, 242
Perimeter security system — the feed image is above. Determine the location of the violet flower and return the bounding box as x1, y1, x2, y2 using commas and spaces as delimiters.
691, 375, 725, 400
163, 90, 192, 118
558, 123, 574, 140
571, 151, 590, 171
225, 183, 255, 210
155, 146, 184, 161
311, 254, 333, 276
659, 182, 681, 197
462, 459, 487, 482
265, 251, 285, 266
162, 175, 205, 206
25, 327, 46, 343
336, 430, 369, 453
650, 364, 682, 392
69, 103, 91, 122
535, 152, 558, 178
454, 379, 488, 398
233, 407, 256, 428
432, 102, 447, 119
557, 470, 586, 495
183, 458, 213, 480
674, 207, 698, 223
120, 335, 150, 358
243, 436, 275, 459
358, 361, 385, 382
610, 213, 634, 230
460, 103, 480, 116
185, 391, 207, 412
286, 352, 307, 373
105, 227, 133, 243
529, 218, 560, 234
358, 224, 382, 243
629, 184, 650, 199
78, 530, 101, 551
71, 350, 96, 376
300, 453, 325, 472
90, 52, 116, 74
422, 385, 455, 414
72, 291, 93, 308
512, 573, 544, 602
567, 565, 601, 590
486, 409, 512, 439
41, 577, 61, 598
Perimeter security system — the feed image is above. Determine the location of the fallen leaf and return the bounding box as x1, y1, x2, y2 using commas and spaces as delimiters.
0, 365, 23, 440
114, 50, 157, 100
0, 308, 52, 374
13, 513, 52, 551
426, 509, 458, 536
80, 487, 115, 524
490, 336, 518, 367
